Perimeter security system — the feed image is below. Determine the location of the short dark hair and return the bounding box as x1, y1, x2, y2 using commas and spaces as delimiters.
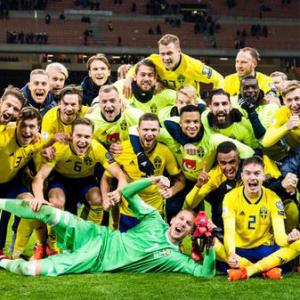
1, 85, 26, 107
242, 156, 264, 170
138, 113, 160, 126
72, 117, 94, 133
241, 75, 258, 84
207, 89, 230, 105
17, 107, 42, 127
179, 104, 200, 116
135, 59, 156, 77
59, 85, 83, 106
216, 141, 237, 156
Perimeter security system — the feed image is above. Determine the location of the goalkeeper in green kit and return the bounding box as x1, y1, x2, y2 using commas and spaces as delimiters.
0, 177, 215, 277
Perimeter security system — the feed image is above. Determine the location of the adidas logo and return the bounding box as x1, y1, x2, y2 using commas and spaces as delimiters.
239, 211, 245, 216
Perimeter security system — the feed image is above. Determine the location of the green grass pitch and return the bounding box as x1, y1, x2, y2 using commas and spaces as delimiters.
1, 228, 300, 300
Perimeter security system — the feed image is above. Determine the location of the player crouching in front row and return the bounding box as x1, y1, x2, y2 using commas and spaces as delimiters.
216, 156, 300, 280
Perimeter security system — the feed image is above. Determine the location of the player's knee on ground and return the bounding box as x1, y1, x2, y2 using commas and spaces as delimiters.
48, 188, 66, 209
284, 200, 299, 232
86, 187, 102, 206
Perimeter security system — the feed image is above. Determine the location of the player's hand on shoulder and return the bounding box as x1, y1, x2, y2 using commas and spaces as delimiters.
184, 143, 197, 155
41, 146, 56, 162
123, 78, 133, 98
54, 132, 71, 144
287, 229, 300, 243
30, 198, 51, 212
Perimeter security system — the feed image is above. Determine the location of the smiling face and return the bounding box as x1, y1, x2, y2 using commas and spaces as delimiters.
16, 118, 40, 146
240, 77, 260, 101
0, 95, 23, 124
217, 150, 240, 180
284, 88, 300, 116
135, 65, 155, 92
28, 73, 50, 104
99, 89, 122, 121
137, 119, 160, 152
168, 210, 195, 244
180, 111, 201, 138
209, 94, 231, 126
89, 60, 111, 87
241, 162, 264, 198
59, 94, 81, 124
48, 68, 66, 95
159, 42, 181, 70
71, 124, 93, 155
235, 51, 256, 77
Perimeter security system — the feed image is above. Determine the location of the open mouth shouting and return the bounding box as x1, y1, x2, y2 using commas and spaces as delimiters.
75, 142, 89, 155
33, 90, 47, 103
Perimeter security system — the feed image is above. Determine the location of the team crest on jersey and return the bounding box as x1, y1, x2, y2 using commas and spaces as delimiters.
259, 207, 268, 219
120, 120, 127, 131
150, 104, 157, 113
84, 156, 93, 166
177, 74, 186, 84
197, 147, 205, 157
153, 156, 162, 169
276, 201, 284, 210
182, 158, 196, 170
107, 132, 120, 143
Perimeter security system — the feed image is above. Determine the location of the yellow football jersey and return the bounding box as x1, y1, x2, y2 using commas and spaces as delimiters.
86, 106, 143, 147
47, 139, 115, 178
223, 186, 285, 249
109, 140, 181, 215
114, 79, 177, 114
0, 125, 42, 183
262, 105, 300, 149
224, 71, 276, 97
185, 155, 280, 210
128, 54, 224, 96
41, 106, 89, 142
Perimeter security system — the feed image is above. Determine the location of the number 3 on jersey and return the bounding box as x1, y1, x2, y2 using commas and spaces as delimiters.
248, 215, 256, 230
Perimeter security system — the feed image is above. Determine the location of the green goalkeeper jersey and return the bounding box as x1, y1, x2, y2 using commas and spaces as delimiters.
94, 179, 215, 277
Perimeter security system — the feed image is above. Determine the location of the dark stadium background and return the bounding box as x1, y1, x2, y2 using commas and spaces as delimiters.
0, 0, 299, 92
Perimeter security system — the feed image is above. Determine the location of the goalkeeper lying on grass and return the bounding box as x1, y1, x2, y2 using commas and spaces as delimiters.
0, 176, 215, 277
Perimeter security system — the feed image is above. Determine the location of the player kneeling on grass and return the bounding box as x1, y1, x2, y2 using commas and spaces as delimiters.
0, 177, 215, 277
220, 156, 300, 280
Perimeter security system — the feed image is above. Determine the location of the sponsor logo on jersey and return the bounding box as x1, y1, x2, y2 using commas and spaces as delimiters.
182, 158, 196, 170
260, 207, 268, 219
